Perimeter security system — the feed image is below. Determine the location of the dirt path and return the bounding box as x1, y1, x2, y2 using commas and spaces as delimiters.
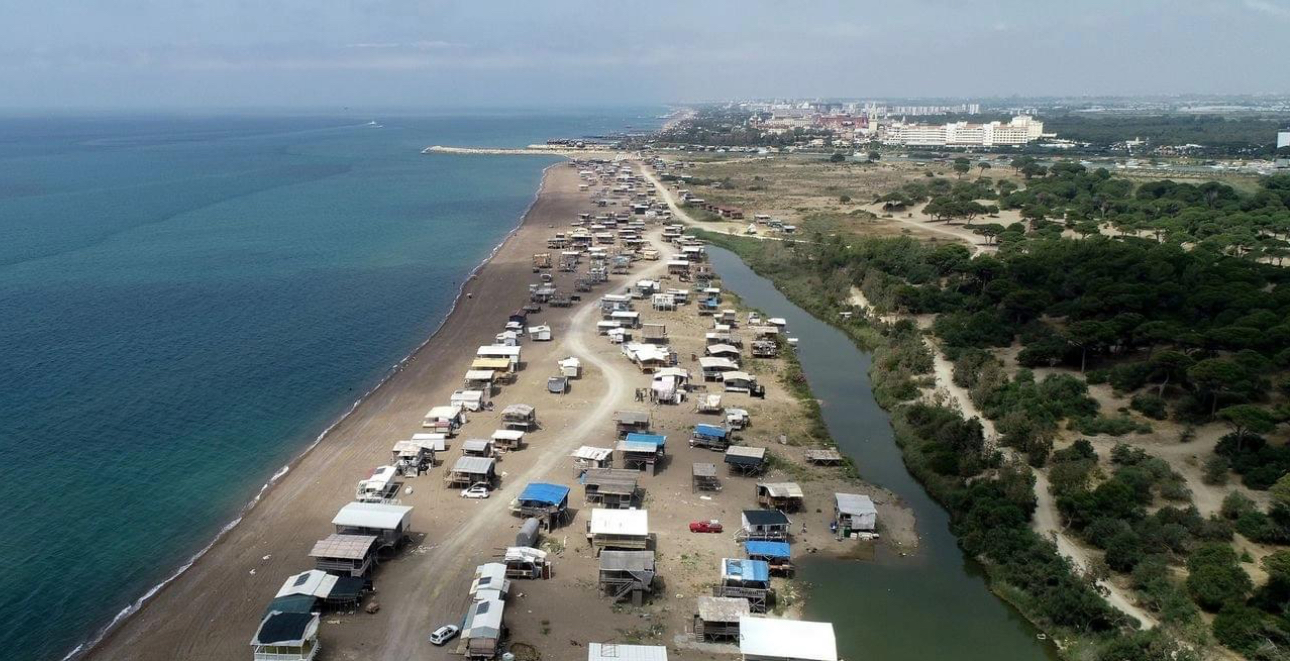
863, 202, 1001, 256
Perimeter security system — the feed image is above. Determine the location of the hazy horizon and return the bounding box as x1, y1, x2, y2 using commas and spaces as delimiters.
4, 0, 1290, 109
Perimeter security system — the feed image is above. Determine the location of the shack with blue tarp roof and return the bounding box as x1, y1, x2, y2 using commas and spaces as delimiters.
690, 423, 730, 450
511, 482, 572, 528
744, 540, 794, 577
715, 558, 772, 612
618, 433, 667, 474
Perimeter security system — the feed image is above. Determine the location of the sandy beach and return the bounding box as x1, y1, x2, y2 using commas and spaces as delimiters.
84, 159, 911, 661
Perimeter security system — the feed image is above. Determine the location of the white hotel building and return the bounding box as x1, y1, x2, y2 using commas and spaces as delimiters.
883, 115, 1045, 147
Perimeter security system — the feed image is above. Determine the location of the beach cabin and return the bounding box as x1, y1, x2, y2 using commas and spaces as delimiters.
718, 309, 738, 326
309, 534, 378, 578
558, 356, 582, 378
511, 482, 572, 528
587, 508, 650, 553
741, 509, 791, 541
582, 468, 640, 509
461, 438, 494, 458
666, 288, 690, 304
547, 376, 569, 395
477, 344, 522, 370
738, 616, 838, 661
611, 310, 641, 329
588, 644, 668, 661
614, 410, 651, 438
745, 538, 793, 576
706, 331, 739, 347
715, 558, 772, 612
651, 367, 689, 404
450, 389, 488, 412
834, 493, 878, 538
251, 612, 320, 661
422, 405, 466, 436
461, 596, 506, 661
463, 370, 496, 395
596, 320, 622, 336
721, 371, 759, 395
491, 429, 525, 452
756, 482, 805, 512
700, 357, 740, 382
694, 596, 750, 642
387, 443, 424, 472
332, 501, 413, 551
571, 445, 614, 474
598, 550, 657, 605
633, 279, 660, 298
409, 432, 447, 453
724, 446, 767, 475
471, 357, 514, 379
501, 404, 537, 431
528, 324, 552, 342
470, 562, 511, 603
692, 462, 721, 493
666, 259, 692, 277
705, 343, 741, 359
641, 323, 668, 344
270, 569, 365, 615
690, 424, 731, 451
503, 546, 551, 580
651, 293, 676, 311
623, 343, 671, 373
618, 433, 666, 474
445, 456, 497, 488
355, 465, 401, 503
601, 293, 633, 314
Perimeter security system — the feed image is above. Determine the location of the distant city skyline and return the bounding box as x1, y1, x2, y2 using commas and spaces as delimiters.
4, 0, 1290, 109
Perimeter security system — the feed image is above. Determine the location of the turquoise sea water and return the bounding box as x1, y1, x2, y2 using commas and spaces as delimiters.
0, 109, 657, 661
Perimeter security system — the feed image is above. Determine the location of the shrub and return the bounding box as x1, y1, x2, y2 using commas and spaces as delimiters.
1186, 544, 1252, 612
1202, 454, 1230, 485
1221, 491, 1256, 519
1130, 393, 1168, 420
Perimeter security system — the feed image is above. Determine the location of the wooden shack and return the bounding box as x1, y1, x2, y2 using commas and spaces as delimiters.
445, 456, 497, 488
501, 403, 537, 431
491, 429, 525, 452
511, 482, 571, 528
331, 501, 412, 551
741, 509, 791, 541
598, 550, 657, 605
756, 482, 805, 512
618, 433, 666, 474
714, 558, 772, 613
834, 493, 877, 538
724, 445, 767, 475
692, 462, 721, 493
614, 410, 651, 438
694, 596, 750, 642
582, 468, 640, 508
309, 534, 378, 578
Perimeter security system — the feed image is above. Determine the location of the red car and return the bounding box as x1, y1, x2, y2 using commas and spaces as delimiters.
689, 520, 723, 533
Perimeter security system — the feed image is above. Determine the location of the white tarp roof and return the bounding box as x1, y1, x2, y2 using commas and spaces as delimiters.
587, 643, 669, 661
410, 433, 447, 451
332, 501, 412, 530
425, 405, 463, 419
276, 569, 338, 599
836, 493, 877, 516
589, 508, 649, 537
464, 370, 496, 381
492, 429, 525, 441
477, 345, 521, 358
722, 371, 755, 382
699, 357, 738, 370
572, 446, 614, 461
739, 616, 837, 661
558, 357, 581, 368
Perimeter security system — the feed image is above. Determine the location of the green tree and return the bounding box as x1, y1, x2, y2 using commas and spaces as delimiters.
1188, 359, 1251, 417
1066, 320, 1116, 373
828, 152, 846, 163
867, 150, 880, 162
977, 161, 992, 178
1217, 404, 1277, 451
953, 157, 971, 179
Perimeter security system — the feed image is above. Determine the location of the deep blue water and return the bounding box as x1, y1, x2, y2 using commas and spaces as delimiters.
0, 109, 659, 661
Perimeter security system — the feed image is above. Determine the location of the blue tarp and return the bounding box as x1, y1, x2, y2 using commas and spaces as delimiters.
745, 541, 791, 559
625, 433, 666, 448
519, 482, 570, 506
722, 558, 770, 582
701, 298, 719, 309
694, 424, 727, 439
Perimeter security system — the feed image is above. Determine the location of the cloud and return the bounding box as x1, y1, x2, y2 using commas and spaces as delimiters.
1244, 0, 1290, 18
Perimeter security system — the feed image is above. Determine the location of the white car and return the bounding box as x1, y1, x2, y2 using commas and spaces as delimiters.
429, 624, 460, 646
460, 483, 490, 499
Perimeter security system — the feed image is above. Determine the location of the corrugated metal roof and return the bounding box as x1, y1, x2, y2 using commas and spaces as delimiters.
586, 643, 669, 661
309, 534, 377, 560
738, 617, 837, 661
835, 492, 876, 516
696, 596, 750, 622
451, 456, 496, 475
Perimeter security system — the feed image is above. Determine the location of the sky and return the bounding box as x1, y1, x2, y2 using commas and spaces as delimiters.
2, 0, 1290, 109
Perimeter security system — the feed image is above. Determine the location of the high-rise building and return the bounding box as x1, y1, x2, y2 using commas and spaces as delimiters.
882, 115, 1044, 147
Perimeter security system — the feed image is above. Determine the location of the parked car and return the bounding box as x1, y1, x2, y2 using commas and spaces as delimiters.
689, 520, 723, 533
429, 624, 460, 646
461, 483, 491, 499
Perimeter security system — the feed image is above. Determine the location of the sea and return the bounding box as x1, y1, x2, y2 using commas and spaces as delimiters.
0, 108, 660, 661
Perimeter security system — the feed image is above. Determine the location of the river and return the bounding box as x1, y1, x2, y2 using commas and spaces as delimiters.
708, 247, 1056, 661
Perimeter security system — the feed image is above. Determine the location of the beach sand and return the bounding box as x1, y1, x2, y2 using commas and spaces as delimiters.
84, 160, 914, 661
